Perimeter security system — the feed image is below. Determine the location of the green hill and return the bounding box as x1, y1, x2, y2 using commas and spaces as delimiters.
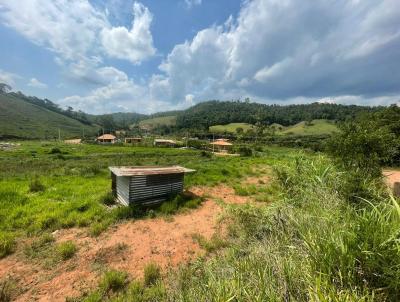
0, 93, 98, 139
138, 115, 177, 129
278, 119, 339, 136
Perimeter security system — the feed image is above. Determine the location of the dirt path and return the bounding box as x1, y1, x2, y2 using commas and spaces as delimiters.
0, 175, 270, 301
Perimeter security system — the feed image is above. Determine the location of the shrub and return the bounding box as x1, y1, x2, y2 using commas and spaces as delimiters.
57, 241, 77, 260
0, 233, 15, 259
99, 270, 128, 293
0, 278, 19, 302
144, 263, 161, 286
49, 147, 62, 154
29, 178, 45, 193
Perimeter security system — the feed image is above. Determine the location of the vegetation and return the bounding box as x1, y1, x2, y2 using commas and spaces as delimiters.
143, 263, 161, 286
138, 115, 177, 129
57, 241, 77, 260
0, 92, 98, 139
176, 100, 380, 130
209, 122, 254, 133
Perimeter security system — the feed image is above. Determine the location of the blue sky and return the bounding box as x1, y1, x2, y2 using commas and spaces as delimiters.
0, 0, 399, 114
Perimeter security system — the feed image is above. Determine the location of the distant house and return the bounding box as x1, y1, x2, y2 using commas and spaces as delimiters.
125, 137, 142, 144
153, 139, 176, 147
210, 140, 233, 153
64, 139, 82, 144
109, 166, 195, 206
97, 134, 117, 144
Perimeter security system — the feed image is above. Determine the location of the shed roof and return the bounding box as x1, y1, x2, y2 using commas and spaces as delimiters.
97, 134, 116, 140
154, 139, 176, 144
109, 165, 195, 176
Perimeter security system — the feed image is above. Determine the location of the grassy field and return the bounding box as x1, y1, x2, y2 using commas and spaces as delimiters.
138, 115, 177, 129
0, 94, 98, 139
209, 122, 254, 133
279, 119, 339, 136
0, 142, 295, 246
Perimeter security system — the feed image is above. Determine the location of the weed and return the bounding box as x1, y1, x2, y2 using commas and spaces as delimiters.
143, 263, 161, 286
29, 178, 45, 193
0, 233, 15, 259
99, 270, 128, 293
0, 278, 19, 302
57, 241, 77, 260
192, 233, 227, 253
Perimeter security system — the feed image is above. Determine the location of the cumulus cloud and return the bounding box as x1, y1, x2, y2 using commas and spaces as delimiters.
2, 0, 400, 113
156, 0, 400, 106
28, 78, 47, 89
0, 0, 156, 71
0, 69, 20, 87
101, 2, 156, 63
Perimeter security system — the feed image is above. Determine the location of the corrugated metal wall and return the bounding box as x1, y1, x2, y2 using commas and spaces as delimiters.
116, 175, 130, 206
129, 173, 184, 205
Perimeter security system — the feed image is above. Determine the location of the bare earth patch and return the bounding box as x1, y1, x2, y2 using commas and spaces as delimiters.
0, 175, 269, 301
383, 170, 400, 187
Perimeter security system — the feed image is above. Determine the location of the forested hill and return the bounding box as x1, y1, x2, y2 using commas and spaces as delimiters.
175, 100, 382, 130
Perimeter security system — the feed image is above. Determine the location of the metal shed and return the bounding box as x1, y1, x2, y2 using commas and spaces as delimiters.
109, 166, 195, 206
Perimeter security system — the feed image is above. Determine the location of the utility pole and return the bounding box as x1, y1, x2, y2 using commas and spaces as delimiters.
58, 128, 61, 141
82, 128, 85, 139
212, 133, 215, 153
186, 131, 188, 148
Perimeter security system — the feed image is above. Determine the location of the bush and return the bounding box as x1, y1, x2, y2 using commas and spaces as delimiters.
29, 178, 45, 193
237, 146, 253, 157
0, 233, 15, 258
49, 147, 62, 154
144, 263, 161, 286
99, 270, 128, 293
57, 241, 77, 260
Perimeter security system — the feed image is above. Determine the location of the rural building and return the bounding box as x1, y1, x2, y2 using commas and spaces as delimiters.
125, 137, 142, 144
64, 139, 82, 144
97, 134, 117, 144
210, 140, 233, 153
153, 139, 177, 147
109, 166, 195, 206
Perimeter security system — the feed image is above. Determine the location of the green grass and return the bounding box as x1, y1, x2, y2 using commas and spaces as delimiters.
209, 122, 254, 133
0, 93, 98, 139
138, 115, 177, 129
57, 241, 77, 260
279, 119, 338, 136
0, 141, 296, 247
77, 156, 400, 301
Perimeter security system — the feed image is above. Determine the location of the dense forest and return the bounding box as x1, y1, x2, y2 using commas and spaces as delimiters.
176, 100, 382, 130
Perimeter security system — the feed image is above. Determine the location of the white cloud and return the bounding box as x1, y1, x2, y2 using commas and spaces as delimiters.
101, 2, 156, 63
154, 0, 400, 107
28, 78, 47, 89
0, 0, 156, 70
185, 0, 202, 9
0, 69, 20, 87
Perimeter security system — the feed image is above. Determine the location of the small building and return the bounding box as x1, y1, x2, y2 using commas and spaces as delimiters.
64, 139, 82, 144
97, 134, 117, 144
109, 166, 195, 206
125, 137, 142, 144
210, 140, 233, 153
153, 139, 176, 147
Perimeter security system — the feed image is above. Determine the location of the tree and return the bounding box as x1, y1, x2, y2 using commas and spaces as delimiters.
0, 83, 11, 93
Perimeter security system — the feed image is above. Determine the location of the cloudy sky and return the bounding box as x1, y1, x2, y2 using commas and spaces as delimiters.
0, 0, 399, 114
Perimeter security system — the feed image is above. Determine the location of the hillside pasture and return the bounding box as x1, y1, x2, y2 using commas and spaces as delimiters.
209, 123, 254, 133
278, 119, 338, 136
0, 94, 98, 139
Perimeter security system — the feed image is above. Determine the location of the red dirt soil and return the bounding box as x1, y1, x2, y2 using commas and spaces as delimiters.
383, 170, 400, 187
0, 176, 267, 301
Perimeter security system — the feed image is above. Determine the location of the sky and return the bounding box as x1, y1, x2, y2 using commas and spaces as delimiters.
0, 0, 399, 114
